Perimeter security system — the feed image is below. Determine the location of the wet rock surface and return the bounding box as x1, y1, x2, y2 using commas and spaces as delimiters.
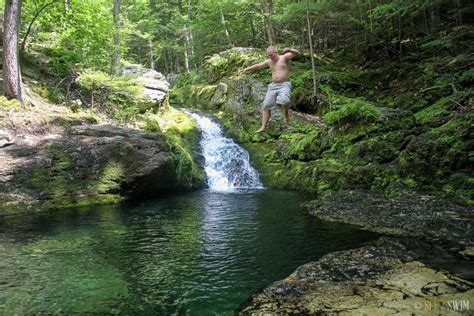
238, 244, 473, 315
305, 190, 474, 247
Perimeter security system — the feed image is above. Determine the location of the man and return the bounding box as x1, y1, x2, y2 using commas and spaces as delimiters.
239, 46, 299, 133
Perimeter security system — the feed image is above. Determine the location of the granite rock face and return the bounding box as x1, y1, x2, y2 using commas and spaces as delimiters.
122, 64, 170, 109
0, 121, 203, 215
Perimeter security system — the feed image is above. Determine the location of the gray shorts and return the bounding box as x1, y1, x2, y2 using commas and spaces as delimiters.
262, 81, 292, 110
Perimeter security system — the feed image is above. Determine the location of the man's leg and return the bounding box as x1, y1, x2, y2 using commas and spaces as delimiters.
256, 110, 271, 133
276, 83, 292, 124
283, 104, 290, 123
259, 84, 276, 133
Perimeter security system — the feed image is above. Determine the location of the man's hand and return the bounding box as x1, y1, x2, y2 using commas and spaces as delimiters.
283, 47, 299, 60
239, 68, 247, 75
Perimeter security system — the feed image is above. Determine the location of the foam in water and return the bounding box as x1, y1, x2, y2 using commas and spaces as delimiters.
183, 110, 263, 191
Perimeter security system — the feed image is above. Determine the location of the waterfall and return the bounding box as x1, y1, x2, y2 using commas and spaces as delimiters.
183, 110, 263, 191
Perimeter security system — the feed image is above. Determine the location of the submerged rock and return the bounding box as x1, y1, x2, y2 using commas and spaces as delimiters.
238, 245, 473, 315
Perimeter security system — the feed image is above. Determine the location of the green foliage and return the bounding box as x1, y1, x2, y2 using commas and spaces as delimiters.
174, 70, 202, 88
459, 69, 474, 84
323, 99, 380, 126
203, 50, 264, 83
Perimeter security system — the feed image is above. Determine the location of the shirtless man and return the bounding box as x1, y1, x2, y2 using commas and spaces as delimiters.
239, 46, 299, 133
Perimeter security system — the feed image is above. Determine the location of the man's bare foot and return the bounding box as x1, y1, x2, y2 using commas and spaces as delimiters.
256, 127, 266, 133
285, 116, 291, 124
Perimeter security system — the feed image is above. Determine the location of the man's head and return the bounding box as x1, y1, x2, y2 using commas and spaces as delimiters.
267, 46, 279, 61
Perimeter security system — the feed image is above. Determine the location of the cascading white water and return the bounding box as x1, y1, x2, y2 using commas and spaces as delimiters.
183, 110, 263, 191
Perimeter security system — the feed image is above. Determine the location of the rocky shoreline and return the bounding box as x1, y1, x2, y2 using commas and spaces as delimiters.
238, 242, 473, 315
238, 191, 473, 315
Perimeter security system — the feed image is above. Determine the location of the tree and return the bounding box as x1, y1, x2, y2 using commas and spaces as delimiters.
260, 0, 274, 44
306, 0, 317, 102
3, 0, 23, 103
111, 0, 121, 76
220, 7, 233, 47
21, 0, 59, 52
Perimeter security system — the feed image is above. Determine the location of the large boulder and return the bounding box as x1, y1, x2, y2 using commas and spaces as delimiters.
122, 64, 170, 109
0, 106, 204, 215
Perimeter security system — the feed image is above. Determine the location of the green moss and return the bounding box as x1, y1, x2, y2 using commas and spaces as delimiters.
280, 132, 322, 161
76, 69, 150, 122
414, 97, 451, 125
158, 107, 206, 188
94, 162, 124, 193
323, 98, 380, 127
48, 145, 73, 170
27, 168, 50, 189
0, 95, 22, 109
169, 48, 472, 204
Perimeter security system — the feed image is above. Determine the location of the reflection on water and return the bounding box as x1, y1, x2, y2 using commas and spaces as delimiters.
0, 189, 380, 314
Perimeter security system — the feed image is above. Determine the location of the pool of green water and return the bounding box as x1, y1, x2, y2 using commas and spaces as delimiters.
0, 189, 380, 314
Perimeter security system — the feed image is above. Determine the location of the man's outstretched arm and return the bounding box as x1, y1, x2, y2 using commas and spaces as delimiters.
239, 60, 269, 75
282, 48, 299, 60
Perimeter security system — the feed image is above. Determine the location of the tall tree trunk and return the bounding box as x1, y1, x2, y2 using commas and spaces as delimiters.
183, 33, 190, 73
186, 0, 196, 69
260, 0, 274, 44
220, 8, 233, 47
456, 0, 463, 25
148, 38, 155, 70
163, 49, 169, 74
175, 53, 180, 73
3, 0, 23, 104
306, 0, 317, 102
111, 0, 121, 76
188, 30, 196, 68
398, 15, 402, 55
249, 17, 256, 44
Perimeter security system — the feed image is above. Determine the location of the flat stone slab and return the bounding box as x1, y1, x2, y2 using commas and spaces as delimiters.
305, 190, 474, 247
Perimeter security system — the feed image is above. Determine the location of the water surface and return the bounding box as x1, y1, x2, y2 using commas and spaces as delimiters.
0, 189, 380, 314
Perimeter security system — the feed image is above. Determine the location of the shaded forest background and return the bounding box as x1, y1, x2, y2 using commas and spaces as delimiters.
2, 0, 472, 101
